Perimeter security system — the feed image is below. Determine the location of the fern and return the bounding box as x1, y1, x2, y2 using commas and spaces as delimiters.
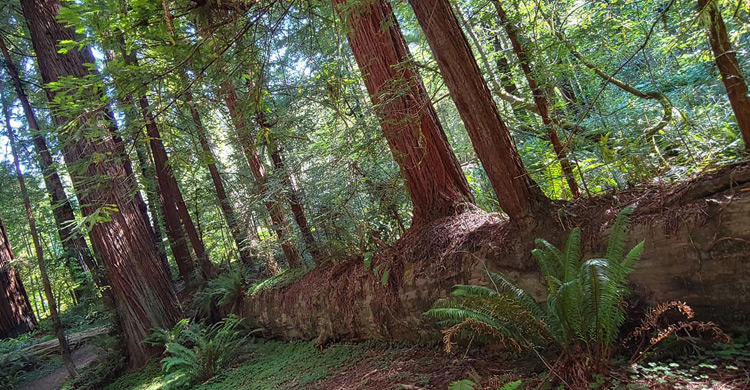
427, 208, 645, 380
157, 315, 258, 388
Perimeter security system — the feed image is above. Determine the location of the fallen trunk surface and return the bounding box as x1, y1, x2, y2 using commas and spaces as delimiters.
243, 163, 750, 343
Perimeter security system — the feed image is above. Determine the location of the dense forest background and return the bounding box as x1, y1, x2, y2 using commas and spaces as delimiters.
0, 0, 748, 387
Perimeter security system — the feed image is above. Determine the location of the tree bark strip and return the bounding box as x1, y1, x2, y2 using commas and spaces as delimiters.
408, 0, 549, 222
333, 0, 474, 227
698, 0, 750, 150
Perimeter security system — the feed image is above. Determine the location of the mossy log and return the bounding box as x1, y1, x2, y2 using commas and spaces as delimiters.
243, 163, 750, 344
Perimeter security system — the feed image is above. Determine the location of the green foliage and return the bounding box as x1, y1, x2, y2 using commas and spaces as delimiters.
156, 315, 257, 389
193, 267, 251, 317
67, 334, 127, 390
248, 267, 311, 296
427, 208, 644, 370
103, 340, 367, 390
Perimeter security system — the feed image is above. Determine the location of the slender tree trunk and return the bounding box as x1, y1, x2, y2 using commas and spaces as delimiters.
1, 37, 101, 287
220, 79, 304, 268
132, 142, 171, 278
333, 0, 474, 227
21, 0, 181, 367
2, 91, 76, 377
407, 0, 549, 222
254, 110, 321, 264
120, 45, 213, 281
492, 2, 580, 197
183, 87, 256, 270
698, 0, 750, 150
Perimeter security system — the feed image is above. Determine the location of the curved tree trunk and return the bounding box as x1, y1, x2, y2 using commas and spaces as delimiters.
333, 0, 474, 227
698, 0, 750, 150
407, 0, 549, 222
21, 0, 181, 367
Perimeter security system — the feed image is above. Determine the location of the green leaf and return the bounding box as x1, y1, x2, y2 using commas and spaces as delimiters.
448, 379, 476, 390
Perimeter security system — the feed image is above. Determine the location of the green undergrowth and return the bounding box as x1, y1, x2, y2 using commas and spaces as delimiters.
103, 339, 368, 390
248, 268, 310, 296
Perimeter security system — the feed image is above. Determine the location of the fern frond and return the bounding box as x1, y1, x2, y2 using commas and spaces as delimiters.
605, 207, 634, 264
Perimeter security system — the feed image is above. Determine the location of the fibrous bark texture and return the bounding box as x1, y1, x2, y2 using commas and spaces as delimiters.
333, 0, 474, 226
408, 0, 548, 221
21, 0, 181, 367
698, 0, 750, 150
242, 163, 750, 342
0, 213, 36, 339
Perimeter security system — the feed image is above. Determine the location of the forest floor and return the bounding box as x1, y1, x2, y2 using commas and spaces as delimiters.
96, 338, 750, 390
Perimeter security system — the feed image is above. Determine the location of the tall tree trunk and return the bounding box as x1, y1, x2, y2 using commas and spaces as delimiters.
408, 0, 549, 222
254, 110, 321, 264
21, 0, 181, 367
119, 48, 206, 282
0, 210, 37, 339
0, 37, 102, 295
220, 79, 304, 268
2, 91, 76, 377
132, 142, 171, 278
698, 0, 750, 150
333, 0, 474, 227
183, 87, 256, 270
492, 1, 581, 197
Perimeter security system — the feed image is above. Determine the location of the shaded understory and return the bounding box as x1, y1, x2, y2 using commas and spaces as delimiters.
69, 337, 750, 389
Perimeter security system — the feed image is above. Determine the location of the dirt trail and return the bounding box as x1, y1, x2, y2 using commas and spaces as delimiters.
18, 343, 99, 390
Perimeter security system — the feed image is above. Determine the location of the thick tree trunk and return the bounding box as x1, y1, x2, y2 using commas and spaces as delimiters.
0, 37, 100, 294
408, 0, 549, 221
493, 2, 581, 197
242, 164, 750, 342
0, 212, 37, 339
2, 93, 76, 377
220, 80, 304, 269
698, 0, 750, 150
183, 88, 256, 270
21, 0, 181, 367
333, 0, 474, 227
120, 47, 212, 281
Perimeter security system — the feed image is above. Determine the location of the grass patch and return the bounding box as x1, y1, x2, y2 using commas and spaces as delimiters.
248, 268, 310, 296
101, 340, 367, 390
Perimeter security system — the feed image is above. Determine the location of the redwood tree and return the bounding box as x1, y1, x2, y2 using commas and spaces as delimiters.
20, 0, 181, 367
698, 0, 750, 150
408, 0, 549, 221
0, 212, 36, 339
333, 0, 474, 226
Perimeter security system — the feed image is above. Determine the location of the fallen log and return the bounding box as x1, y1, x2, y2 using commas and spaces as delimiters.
243, 163, 750, 344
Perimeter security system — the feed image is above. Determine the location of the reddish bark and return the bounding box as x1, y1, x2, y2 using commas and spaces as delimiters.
220, 80, 304, 268
0, 211, 36, 339
333, 0, 474, 226
21, 0, 181, 367
698, 0, 750, 150
408, 0, 549, 221
184, 88, 256, 269
493, 2, 581, 197
121, 46, 213, 281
